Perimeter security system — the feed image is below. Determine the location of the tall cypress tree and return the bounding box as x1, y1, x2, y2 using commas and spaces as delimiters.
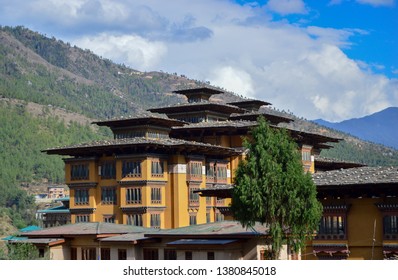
231, 116, 322, 259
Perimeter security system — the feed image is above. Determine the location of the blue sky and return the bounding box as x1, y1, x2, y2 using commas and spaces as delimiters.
0, 0, 397, 121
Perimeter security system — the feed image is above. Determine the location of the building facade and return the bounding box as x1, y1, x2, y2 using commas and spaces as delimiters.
44, 87, 338, 230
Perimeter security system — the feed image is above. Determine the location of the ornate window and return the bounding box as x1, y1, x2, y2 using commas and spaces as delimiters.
75, 214, 90, 223
103, 215, 115, 223
150, 213, 161, 228
187, 161, 202, 181
151, 160, 164, 177
151, 187, 162, 204
215, 164, 227, 183
122, 160, 142, 178
205, 162, 215, 182
316, 205, 350, 240
189, 186, 200, 206
127, 213, 143, 226
375, 204, 398, 240
74, 189, 89, 205
126, 187, 142, 204
71, 164, 89, 180
100, 161, 116, 179
189, 212, 197, 225
101, 187, 117, 204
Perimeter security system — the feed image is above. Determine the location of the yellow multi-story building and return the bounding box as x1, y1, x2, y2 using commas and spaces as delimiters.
44, 87, 339, 229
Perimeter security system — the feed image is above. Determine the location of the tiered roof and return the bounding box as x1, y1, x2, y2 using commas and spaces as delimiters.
93, 112, 187, 128
44, 137, 240, 157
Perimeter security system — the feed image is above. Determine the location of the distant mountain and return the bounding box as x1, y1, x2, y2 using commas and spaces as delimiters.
313, 107, 398, 150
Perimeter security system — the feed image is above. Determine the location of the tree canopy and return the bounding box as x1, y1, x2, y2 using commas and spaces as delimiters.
231, 116, 322, 259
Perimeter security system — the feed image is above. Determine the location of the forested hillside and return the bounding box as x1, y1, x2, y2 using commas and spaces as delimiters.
0, 100, 109, 230
0, 25, 397, 232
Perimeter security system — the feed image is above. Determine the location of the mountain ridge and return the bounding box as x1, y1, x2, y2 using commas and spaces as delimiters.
313, 107, 398, 150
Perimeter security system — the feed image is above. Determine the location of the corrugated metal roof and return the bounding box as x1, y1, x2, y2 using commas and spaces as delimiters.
146, 221, 268, 238
21, 222, 159, 237
167, 239, 239, 245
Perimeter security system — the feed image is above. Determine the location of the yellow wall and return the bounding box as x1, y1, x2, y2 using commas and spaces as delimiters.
305, 197, 390, 260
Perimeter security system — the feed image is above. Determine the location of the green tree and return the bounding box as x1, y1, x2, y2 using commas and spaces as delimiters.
1, 242, 45, 260
231, 116, 322, 259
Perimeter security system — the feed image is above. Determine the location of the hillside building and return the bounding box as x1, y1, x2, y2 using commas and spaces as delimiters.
43, 86, 338, 230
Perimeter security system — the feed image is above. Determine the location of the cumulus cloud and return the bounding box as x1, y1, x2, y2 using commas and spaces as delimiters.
209, 66, 255, 98
74, 33, 167, 70
0, 0, 397, 121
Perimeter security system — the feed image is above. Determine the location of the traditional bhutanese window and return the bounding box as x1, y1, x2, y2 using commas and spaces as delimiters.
75, 214, 90, 223
215, 209, 224, 222
71, 164, 89, 180
147, 131, 168, 139
103, 215, 115, 223
205, 162, 215, 182
189, 186, 200, 206
126, 187, 142, 204
100, 248, 111, 260
127, 214, 143, 226
375, 204, 398, 240
316, 205, 350, 240
187, 161, 202, 181
101, 187, 117, 205
189, 212, 197, 225
143, 249, 159, 260
151, 160, 164, 177
115, 130, 145, 139
302, 150, 311, 161
177, 115, 205, 123
216, 164, 227, 183
318, 215, 345, 235
100, 161, 116, 179
122, 160, 142, 178
118, 249, 127, 260
151, 187, 161, 204
384, 216, 398, 235
164, 249, 177, 260
81, 248, 96, 260
150, 213, 161, 228
74, 189, 89, 205
206, 210, 211, 223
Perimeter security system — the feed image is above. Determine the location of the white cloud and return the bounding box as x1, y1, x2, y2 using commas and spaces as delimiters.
356, 0, 395, 7
266, 0, 308, 15
1, 0, 397, 122
209, 66, 255, 98
74, 33, 167, 70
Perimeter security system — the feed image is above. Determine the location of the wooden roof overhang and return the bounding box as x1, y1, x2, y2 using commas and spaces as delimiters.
313, 166, 398, 198
195, 184, 234, 199
148, 102, 246, 116
229, 112, 294, 125
171, 121, 257, 138
173, 87, 224, 100
316, 182, 398, 199
43, 138, 241, 158
93, 115, 187, 129
228, 100, 272, 111
315, 156, 366, 171
285, 128, 341, 150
